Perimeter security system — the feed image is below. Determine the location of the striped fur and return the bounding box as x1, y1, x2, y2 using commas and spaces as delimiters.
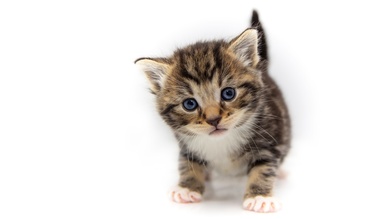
136, 10, 291, 201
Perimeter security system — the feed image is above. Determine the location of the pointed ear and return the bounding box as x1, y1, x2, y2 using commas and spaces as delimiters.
134, 58, 171, 94
228, 28, 260, 67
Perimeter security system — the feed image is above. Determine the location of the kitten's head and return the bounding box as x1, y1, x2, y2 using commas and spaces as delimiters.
136, 29, 265, 138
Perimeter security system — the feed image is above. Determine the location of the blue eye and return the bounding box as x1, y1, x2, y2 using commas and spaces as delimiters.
183, 98, 198, 111
221, 87, 236, 101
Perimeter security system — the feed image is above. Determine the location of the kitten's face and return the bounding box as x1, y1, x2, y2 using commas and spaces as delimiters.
136, 29, 263, 138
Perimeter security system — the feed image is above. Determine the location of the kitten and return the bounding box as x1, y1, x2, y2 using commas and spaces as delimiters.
135, 10, 291, 213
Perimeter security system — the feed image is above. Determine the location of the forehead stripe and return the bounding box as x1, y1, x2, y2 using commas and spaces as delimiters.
212, 44, 223, 69
207, 62, 217, 81
181, 68, 201, 85
178, 52, 201, 85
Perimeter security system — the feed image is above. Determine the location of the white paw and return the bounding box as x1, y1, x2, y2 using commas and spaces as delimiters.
170, 186, 202, 203
243, 196, 281, 213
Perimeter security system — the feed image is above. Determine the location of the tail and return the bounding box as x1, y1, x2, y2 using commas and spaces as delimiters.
251, 10, 268, 60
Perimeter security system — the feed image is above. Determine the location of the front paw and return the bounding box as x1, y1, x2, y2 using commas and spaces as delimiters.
170, 186, 202, 203
243, 196, 281, 213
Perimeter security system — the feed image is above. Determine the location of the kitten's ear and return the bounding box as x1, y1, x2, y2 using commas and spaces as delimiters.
135, 58, 171, 94
228, 28, 260, 67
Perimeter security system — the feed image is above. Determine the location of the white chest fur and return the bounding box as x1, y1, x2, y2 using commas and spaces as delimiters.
184, 129, 249, 176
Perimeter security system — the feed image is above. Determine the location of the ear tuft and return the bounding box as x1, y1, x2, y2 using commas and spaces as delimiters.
135, 58, 170, 94
228, 28, 260, 67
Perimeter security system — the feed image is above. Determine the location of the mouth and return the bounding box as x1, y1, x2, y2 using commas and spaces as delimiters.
209, 128, 228, 136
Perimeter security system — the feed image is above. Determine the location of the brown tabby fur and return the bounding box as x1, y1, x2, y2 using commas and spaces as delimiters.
135, 11, 290, 201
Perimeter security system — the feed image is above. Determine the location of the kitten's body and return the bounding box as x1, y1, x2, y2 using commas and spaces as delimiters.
136, 11, 290, 213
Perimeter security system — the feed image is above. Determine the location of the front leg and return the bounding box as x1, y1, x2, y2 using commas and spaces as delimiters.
171, 152, 207, 203
243, 160, 281, 213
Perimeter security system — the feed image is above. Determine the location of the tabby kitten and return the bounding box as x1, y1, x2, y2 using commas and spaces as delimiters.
135, 11, 290, 213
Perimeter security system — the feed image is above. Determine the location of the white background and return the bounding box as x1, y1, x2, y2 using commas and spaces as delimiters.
1, 0, 390, 218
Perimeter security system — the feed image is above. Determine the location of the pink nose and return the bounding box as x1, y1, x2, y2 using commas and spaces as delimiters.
206, 116, 221, 127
